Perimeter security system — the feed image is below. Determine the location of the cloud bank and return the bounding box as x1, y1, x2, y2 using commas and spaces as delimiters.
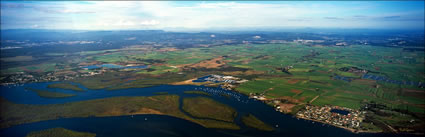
1, 1, 424, 30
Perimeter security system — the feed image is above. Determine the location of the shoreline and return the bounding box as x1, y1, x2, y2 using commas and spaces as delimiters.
295, 117, 382, 134
231, 88, 383, 134
296, 116, 424, 136
231, 86, 385, 134
3, 81, 423, 135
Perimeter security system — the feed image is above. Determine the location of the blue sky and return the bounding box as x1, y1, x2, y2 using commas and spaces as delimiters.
1, 1, 424, 30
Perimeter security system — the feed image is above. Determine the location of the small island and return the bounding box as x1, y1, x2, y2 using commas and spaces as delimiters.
26, 127, 96, 137
182, 97, 240, 129
183, 97, 237, 122
47, 83, 85, 92
27, 88, 76, 98
241, 114, 275, 131
183, 91, 211, 96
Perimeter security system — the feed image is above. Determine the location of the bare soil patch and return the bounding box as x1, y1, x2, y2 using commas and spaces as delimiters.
402, 88, 425, 98
170, 78, 210, 86
277, 103, 296, 113
274, 96, 301, 104
79, 61, 102, 66
188, 57, 225, 69
222, 70, 265, 75
157, 48, 178, 52
287, 79, 300, 84
291, 89, 302, 94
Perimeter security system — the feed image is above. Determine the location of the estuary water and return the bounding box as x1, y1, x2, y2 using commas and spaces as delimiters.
0, 82, 417, 137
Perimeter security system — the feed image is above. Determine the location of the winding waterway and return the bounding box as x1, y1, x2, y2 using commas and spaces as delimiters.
0, 82, 418, 137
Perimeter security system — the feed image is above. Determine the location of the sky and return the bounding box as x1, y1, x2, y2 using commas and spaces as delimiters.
1, 1, 424, 31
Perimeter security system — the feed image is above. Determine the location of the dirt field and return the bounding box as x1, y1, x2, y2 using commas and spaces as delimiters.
54, 71, 78, 75
274, 96, 301, 104
157, 48, 178, 52
352, 79, 377, 86
170, 78, 210, 86
78, 61, 102, 66
277, 103, 296, 113
188, 57, 225, 69
222, 70, 265, 75
287, 79, 300, 84
402, 88, 425, 98
291, 89, 302, 94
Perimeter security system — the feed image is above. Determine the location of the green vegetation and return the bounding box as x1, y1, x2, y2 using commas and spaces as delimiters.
69, 44, 424, 131
93, 52, 129, 63
360, 122, 383, 132
72, 72, 132, 90
241, 114, 274, 131
2, 42, 423, 133
26, 127, 96, 137
182, 97, 238, 123
74, 72, 204, 90
137, 65, 179, 75
24, 63, 57, 72
1, 56, 34, 62
0, 95, 239, 130
47, 83, 84, 92
2, 67, 25, 74
183, 91, 211, 96
26, 88, 76, 98
236, 78, 321, 103
1, 63, 57, 74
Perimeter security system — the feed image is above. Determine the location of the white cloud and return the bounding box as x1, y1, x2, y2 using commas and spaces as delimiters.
140, 20, 160, 26
30, 24, 39, 28
129, 2, 327, 29
2, 1, 423, 30
27, 1, 333, 29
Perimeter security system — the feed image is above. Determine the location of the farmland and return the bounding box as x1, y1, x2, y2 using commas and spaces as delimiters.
1, 2, 424, 136
1, 42, 424, 133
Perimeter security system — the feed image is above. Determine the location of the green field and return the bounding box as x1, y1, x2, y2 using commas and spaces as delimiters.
64, 43, 423, 115
3, 43, 423, 133
222, 44, 424, 110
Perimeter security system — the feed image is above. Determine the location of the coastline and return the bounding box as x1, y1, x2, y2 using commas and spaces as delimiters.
8, 80, 422, 135
232, 87, 383, 134
295, 116, 382, 134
